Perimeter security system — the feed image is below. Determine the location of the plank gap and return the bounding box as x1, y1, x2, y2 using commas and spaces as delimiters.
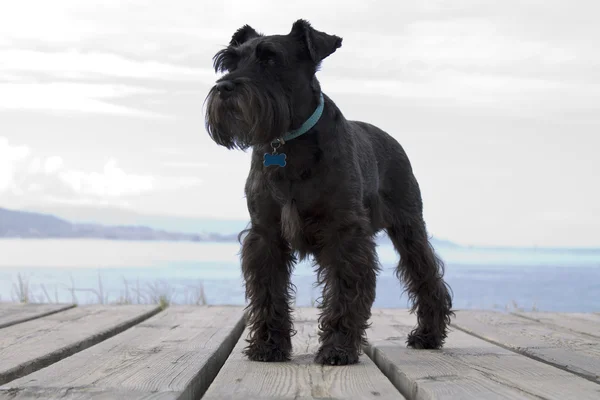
177, 312, 246, 400
0, 304, 76, 329
363, 344, 416, 400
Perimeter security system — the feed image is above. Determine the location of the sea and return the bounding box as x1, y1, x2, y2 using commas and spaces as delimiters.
1, 239, 599, 312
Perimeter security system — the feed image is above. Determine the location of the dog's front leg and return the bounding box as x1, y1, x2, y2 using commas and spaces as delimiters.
240, 226, 295, 362
314, 220, 379, 365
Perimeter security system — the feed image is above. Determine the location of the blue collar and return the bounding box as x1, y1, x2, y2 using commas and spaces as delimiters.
272, 92, 324, 146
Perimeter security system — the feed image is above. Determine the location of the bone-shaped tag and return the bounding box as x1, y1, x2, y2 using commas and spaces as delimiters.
263, 152, 286, 167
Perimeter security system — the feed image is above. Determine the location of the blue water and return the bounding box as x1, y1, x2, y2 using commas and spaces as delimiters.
1, 239, 599, 312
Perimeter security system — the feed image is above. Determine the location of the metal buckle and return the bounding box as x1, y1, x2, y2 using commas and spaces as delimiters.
271, 139, 284, 154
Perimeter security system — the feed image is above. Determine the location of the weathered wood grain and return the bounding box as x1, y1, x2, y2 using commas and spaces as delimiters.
512, 311, 600, 338
0, 303, 75, 329
0, 305, 161, 386
0, 306, 245, 400
202, 307, 405, 400
365, 309, 600, 400
452, 310, 600, 383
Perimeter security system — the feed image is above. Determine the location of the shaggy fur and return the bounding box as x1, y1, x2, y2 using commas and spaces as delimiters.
205, 19, 454, 365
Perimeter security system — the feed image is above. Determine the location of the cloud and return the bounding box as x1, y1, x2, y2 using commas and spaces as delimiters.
0, 137, 30, 192
162, 161, 210, 168
0, 1, 97, 43
0, 82, 166, 117
0, 50, 216, 82
44, 156, 64, 174
59, 159, 155, 198
0, 48, 216, 118
2, 1, 596, 121
1, 0, 599, 247
152, 148, 187, 156
0, 139, 204, 208
158, 176, 204, 190
320, 70, 600, 118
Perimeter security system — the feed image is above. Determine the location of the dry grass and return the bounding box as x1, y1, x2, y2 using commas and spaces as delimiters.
12, 273, 31, 304
7, 273, 209, 307
490, 299, 539, 312
7, 274, 540, 312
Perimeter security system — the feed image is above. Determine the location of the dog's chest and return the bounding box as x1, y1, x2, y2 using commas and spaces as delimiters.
277, 191, 325, 253
264, 143, 323, 205
267, 166, 323, 210
265, 161, 326, 250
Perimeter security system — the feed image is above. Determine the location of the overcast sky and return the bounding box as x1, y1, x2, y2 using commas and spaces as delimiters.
1, 0, 599, 247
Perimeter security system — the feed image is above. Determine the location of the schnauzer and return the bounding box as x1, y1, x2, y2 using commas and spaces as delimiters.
205, 19, 453, 365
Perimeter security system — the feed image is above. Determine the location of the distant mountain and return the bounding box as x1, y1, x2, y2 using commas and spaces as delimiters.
23, 204, 250, 235
0, 208, 237, 242
374, 232, 458, 248
2, 205, 460, 248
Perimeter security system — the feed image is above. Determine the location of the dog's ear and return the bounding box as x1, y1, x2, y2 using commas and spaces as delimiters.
230, 24, 262, 47
214, 25, 261, 73
290, 19, 342, 64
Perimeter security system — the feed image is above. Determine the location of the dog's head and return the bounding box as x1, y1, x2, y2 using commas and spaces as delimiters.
204, 19, 342, 150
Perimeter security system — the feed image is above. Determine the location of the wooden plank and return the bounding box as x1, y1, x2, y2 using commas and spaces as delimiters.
365, 309, 600, 400
512, 311, 600, 338
0, 305, 161, 386
452, 310, 600, 383
203, 307, 405, 400
0, 303, 75, 329
0, 306, 244, 400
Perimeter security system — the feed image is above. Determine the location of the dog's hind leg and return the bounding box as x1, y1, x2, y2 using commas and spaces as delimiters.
386, 215, 454, 349
240, 223, 296, 362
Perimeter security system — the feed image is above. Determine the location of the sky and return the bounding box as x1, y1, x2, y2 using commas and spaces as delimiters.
1, 0, 599, 248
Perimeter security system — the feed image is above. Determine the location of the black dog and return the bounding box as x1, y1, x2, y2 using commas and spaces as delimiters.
205, 19, 453, 365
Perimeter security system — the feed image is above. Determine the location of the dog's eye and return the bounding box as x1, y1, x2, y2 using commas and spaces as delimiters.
225, 60, 239, 71
256, 45, 277, 65
222, 55, 240, 72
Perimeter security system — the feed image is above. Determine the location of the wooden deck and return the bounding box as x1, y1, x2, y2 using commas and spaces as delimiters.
0, 304, 598, 399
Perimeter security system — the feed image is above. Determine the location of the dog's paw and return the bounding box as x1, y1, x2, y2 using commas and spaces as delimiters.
314, 345, 359, 365
406, 329, 443, 350
244, 342, 290, 362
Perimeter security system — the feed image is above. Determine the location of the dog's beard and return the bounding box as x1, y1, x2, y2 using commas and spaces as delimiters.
205, 82, 291, 150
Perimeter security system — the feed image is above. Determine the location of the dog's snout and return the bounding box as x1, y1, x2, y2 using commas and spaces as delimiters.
216, 80, 235, 95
